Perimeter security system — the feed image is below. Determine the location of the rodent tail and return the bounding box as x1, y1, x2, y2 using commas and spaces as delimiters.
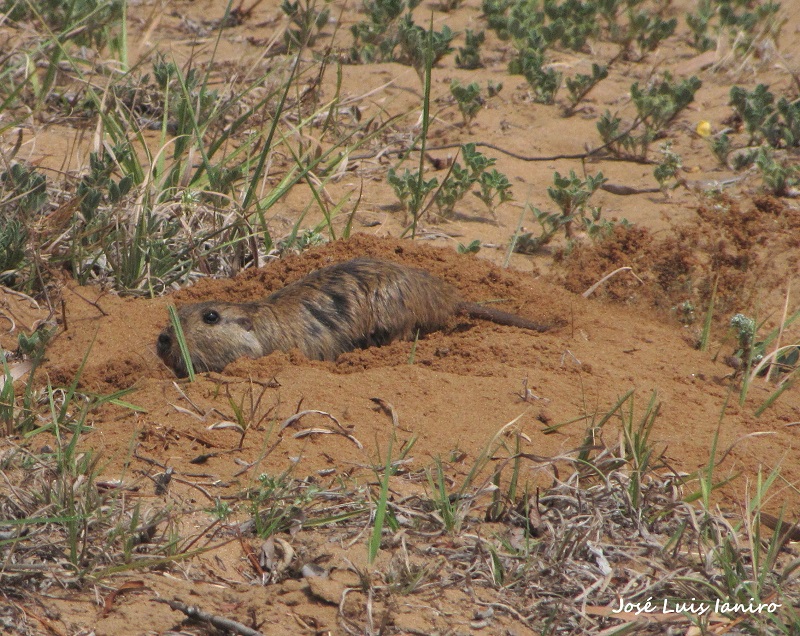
458, 302, 551, 333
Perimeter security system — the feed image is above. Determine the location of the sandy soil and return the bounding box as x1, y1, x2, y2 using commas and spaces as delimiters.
2, 0, 799, 633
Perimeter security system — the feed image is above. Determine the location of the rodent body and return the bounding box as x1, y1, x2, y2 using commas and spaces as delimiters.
157, 258, 550, 377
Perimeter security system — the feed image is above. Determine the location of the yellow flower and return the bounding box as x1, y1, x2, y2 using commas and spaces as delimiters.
696, 120, 712, 137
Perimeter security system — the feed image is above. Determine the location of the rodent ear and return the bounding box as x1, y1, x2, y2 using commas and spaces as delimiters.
235, 316, 254, 331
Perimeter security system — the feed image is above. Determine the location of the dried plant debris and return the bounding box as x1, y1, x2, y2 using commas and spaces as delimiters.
2, 425, 796, 635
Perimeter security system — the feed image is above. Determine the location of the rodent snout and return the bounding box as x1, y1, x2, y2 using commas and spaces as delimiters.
157, 331, 172, 356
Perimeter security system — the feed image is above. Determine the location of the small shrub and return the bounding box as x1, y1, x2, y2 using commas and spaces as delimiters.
457, 239, 481, 254
0, 164, 49, 289
435, 162, 477, 217
711, 133, 732, 167
626, 10, 677, 57
630, 73, 701, 157
350, 0, 418, 62
433, 144, 510, 218
397, 15, 455, 74
687, 0, 782, 54
2, 0, 125, 49
0, 163, 48, 216
475, 169, 513, 213
455, 29, 485, 69
388, 167, 438, 222
510, 44, 561, 104
730, 84, 800, 148
598, 73, 701, 159
755, 148, 799, 197
515, 169, 608, 251
686, 0, 716, 51
653, 141, 683, 192
540, 0, 599, 51
0, 221, 28, 286
77, 144, 135, 221
730, 84, 775, 145
565, 63, 608, 114
281, 0, 330, 49
350, 7, 453, 71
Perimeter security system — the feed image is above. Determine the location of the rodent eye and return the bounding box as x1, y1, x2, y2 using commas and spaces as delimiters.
202, 310, 221, 325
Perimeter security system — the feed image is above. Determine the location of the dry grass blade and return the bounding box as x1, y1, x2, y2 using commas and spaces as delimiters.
279, 409, 363, 448
0, 360, 32, 391
583, 267, 644, 298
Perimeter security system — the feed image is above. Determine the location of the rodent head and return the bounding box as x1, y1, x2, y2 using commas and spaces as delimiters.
156, 301, 264, 377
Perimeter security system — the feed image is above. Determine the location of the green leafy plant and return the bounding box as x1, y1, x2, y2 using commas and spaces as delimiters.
514, 206, 567, 253
565, 62, 608, 114
66, 145, 186, 293
350, 0, 418, 62
457, 239, 481, 254
2, 0, 125, 50
0, 324, 54, 434
481, 0, 515, 34
281, 0, 330, 49
510, 42, 561, 104
598, 73, 701, 159
0, 164, 48, 288
730, 84, 775, 145
248, 472, 323, 538
0, 163, 48, 216
397, 15, 455, 76
719, 0, 783, 54
686, 0, 716, 51
457, 145, 492, 177
476, 169, 514, 213
432, 144, 510, 218
350, 5, 454, 70
728, 303, 800, 413
277, 227, 327, 254
653, 141, 683, 192
710, 132, 732, 167
515, 169, 608, 251
7, 30, 399, 295
755, 148, 799, 196
731, 147, 760, 170
546, 169, 607, 237
596, 109, 628, 155
625, 9, 677, 58
389, 168, 439, 223
209, 499, 233, 521
674, 300, 697, 326
455, 29, 485, 69
16, 326, 56, 359
595, 0, 624, 39
4, 0, 128, 106
77, 144, 135, 220
767, 95, 800, 147
484, 0, 542, 41
450, 80, 483, 126
630, 73, 701, 157
723, 309, 799, 411
434, 162, 475, 217
540, 0, 599, 51
730, 84, 800, 148
687, 0, 783, 55
730, 312, 758, 401
583, 208, 632, 239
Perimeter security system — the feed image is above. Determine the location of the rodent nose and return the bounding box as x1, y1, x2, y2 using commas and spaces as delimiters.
157, 332, 172, 354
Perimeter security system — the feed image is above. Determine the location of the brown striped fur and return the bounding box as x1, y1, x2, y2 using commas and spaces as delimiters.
157, 258, 550, 377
